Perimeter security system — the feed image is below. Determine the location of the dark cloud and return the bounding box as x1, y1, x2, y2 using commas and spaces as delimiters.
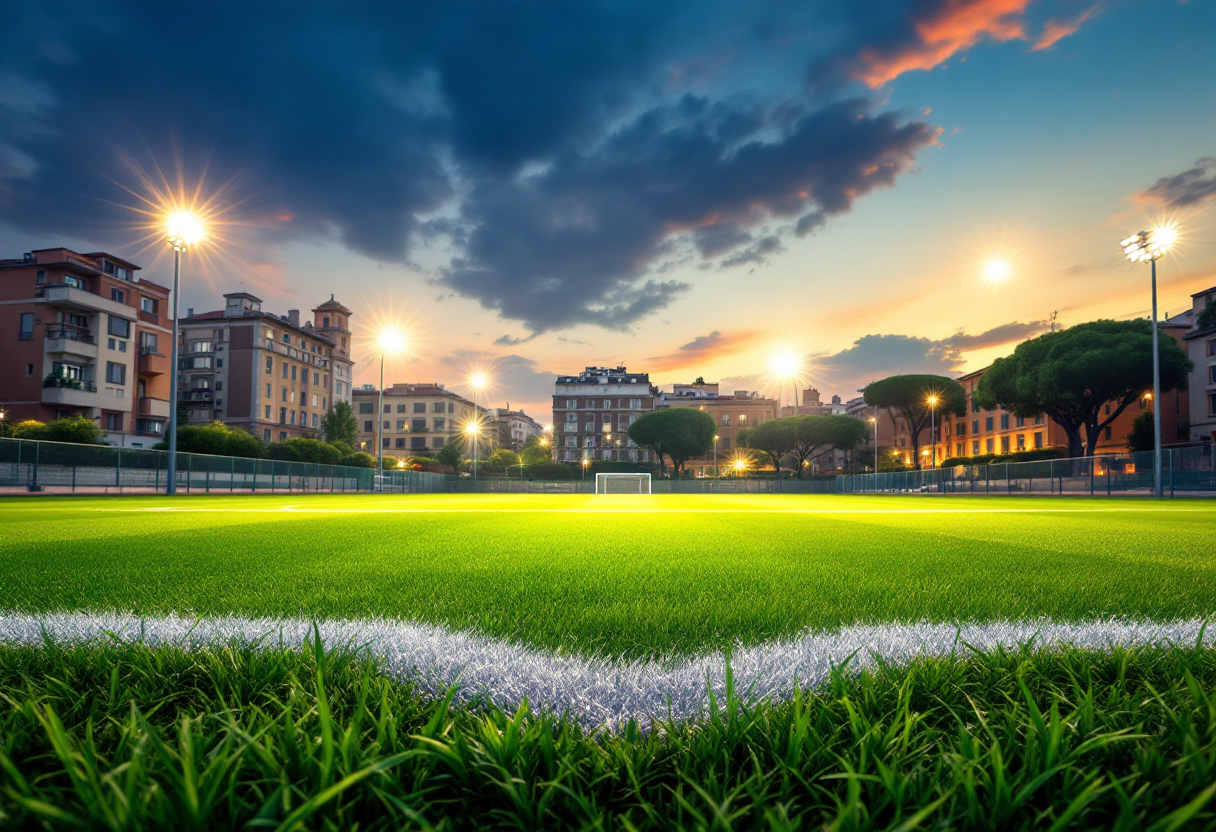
1135, 157, 1216, 209
938, 320, 1048, 351
2, 1, 951, 335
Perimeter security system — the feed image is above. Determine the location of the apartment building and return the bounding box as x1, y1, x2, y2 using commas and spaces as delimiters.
353, 383, 483, 455
780, 388, 848, 418
1183, 285, 1216, 444
845, 397, 897, 469
490, 407, 545, 450
657, 381, 779, 474
0, 247, 172, 447
552, 366, 657, 463
176, 292, 355, 443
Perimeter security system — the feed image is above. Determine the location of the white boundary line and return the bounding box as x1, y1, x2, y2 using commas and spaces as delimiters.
0, 612, 1210, 730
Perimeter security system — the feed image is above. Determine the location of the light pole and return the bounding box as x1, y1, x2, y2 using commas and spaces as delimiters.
465, 422, 481, 482
713, 434, 719, 477
869, 417, 877, 472
1122, 227, 1175, 498
581, 456, 589, 481
375, 329, 407, 493
164, 212, 205, 496
468, 373, 487, 482
926, 395, 939, 469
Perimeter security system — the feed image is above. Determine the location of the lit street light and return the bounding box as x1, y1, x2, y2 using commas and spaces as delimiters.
581, 455, 590, 481
375, 328, 408, 492
1121, 225, 1175, 498
713, 434, 719, 478
925, 395, 939, 470
771, 350, 804, 415
467, 372, 488, 482
868, 417, 877, 473
165, 211, 206, 496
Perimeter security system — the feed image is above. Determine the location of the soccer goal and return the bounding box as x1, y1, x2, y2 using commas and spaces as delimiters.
595, 473, 652, 494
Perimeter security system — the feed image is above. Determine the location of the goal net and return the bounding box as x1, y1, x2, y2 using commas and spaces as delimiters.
595, 473, 652, 494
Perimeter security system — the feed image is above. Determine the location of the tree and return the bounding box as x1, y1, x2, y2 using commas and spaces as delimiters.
1196, 300, 1216, 333
437, 437, 464, 470
520, 435, 551, 465
487, 447, 520, 468
1125, 411, 1155, 453
738, 419, 795, 477
863, 375, 966, 470
268, 437, 342, 465
784, 415, 871, 478
974, 319, 1192, 457
339, 451, 375, 469
321, 401, 358, 447
156, 421, 264, 458
627, 408, 716, 476
9, 416, 106, 445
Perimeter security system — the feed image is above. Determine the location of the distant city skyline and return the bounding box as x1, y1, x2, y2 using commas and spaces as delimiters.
2, 1, 1214, 418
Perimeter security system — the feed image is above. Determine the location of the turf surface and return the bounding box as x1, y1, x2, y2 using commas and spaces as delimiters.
3, 493, 1215, 660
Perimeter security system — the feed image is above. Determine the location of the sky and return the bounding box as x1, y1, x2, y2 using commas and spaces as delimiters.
2, 0, 1214, 421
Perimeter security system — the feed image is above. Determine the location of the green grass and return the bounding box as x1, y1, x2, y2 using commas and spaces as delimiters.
3, 639, 1216, 830
2, 494, 1216, 659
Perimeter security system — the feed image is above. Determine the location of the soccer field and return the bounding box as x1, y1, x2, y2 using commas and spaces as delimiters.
5, 492, 1216, 829
2, 493, 1215, 659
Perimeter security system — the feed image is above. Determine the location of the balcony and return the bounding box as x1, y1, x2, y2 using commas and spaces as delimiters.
42, 376, 98, 408
137, 347, 170, 375
139, 309, 159, 326
138, 396, 172, 418
183, 389, 214, 405
45, 325, 99, 359
41, 284, 136, 320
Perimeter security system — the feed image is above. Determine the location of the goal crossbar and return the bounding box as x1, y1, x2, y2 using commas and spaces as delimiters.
595, 473, 652, 494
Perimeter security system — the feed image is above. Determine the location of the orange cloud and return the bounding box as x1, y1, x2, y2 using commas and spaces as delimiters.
855, 0, 1030, 87
646, 330, 760, 373
1031, 4, 1101, 51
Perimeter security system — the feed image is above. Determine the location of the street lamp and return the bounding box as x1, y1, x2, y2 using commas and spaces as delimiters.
374, 327, 407, 492
581, 455, 590, 481
713, 434, 719, 478
1121, 225, 1175, 498
868, 417, 877, 472
165, 211, 206, 496
771, 350, 803, 415
925, 395, 939, 470
468, 372, 488, 482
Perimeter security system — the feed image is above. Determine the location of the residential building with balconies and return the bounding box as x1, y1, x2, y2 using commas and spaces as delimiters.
489, 407, 545, 451
657, 383, 779, 475
551, 366, 657, 463
177, 291, 354, 443
0, 247, 172, 447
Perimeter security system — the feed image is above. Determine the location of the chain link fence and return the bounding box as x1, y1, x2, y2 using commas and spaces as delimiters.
836, 446, 1216, 496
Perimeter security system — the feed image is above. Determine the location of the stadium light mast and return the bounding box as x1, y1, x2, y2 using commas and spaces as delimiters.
713, 434, 719, 478
926, 395, 939, 470
375, 328, 408, 492
869, 417, 877, 473
164, 211, 206, 496
1121, 225, 1175, 498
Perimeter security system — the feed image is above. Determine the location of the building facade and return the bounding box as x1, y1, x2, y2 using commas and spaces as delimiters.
552, 366, 657, 463
490, 407, 545, 450
353, 383, 483, 455
0, 247, 172, 447
176, 292, 354, 443
1184, 285, 1216, 444
658, 382, 779, 475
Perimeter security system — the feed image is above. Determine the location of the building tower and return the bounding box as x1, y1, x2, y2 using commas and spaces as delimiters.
312, 295, 355, 407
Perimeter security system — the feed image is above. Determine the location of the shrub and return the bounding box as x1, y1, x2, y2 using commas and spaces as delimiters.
938, 447, 1068, 468
156, 421, 265, 458
339, 452, 375, 469
9, 416, 105, 445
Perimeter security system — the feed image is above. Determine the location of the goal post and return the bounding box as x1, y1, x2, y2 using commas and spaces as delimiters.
595, 473, 652, 494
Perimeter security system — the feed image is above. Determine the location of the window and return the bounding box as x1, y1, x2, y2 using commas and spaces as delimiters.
396, 404, 407, 413
359, 402, 374, 414
105, 362, 126, 385
1208, 339, 1216, 357
1000, 414, 1010, 430
955, 442, 963, 457
104, 412, 122, 432
722, 438, 731, 450
215, 381, 223, 392
412, 418, 427, 432
110, 289, 125, 303
264, 429, 271, 441
141, 297, 157, 314
1016, 416, 1025, 427
1210, 393, 1216, 416
1016, 433, 1026, 450
412, 437, 426, 449
721, 414, 730, 426
383, 421, 390, 430
396, 419, 406, 430
26, 364, 34, 377
448, 402, 454, 413
1104, 403, 1111, 416
738, 414, 747, 425
265, 356, 273, 374
413, 402, 426, 413
971, 401, 979, 413
985, 416, 993, 432
1034, 414, 1043, 425
1034, 431, 1044, 449
281, 387, 287, 402
1104, 426, 1112, 440
566, 412, 577, 422
972, 419, 979, 435
986, 438, 995, 453
363, 420, 373, 432
19, 312, 34, 340
972, 440, 980, 455
957, 422, 966, 436
1209, 366, 1216, 384
395, 438, 406, 449
433, 437, 445, 448
265, 405, 272, 419
64, 275, 85, 289
36, 270, 45, 284
323, 316, 330, 328
382, 437, 390, 448
280, 432, 287, 442
289, 411, 296, 426
433, 402, 445, 413
282, 363, 289, 379
107, 317, 130, 338
291, 365, 297, 382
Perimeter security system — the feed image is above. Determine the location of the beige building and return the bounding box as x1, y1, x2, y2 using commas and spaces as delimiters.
490, 407, 545, 450
552, 366, 657, 463
1184, 285, 1216, 444
354, 383, 484, 455
658, 382, 779, 475
0, 247, 172, 448
177, 292, 354, 443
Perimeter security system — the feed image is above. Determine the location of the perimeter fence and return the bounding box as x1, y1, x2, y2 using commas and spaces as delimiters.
836, 445, 1216, 496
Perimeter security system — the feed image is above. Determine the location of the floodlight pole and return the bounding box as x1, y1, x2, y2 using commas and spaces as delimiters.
871, 418, 878, 473
929, 404, 936, 470
376, 353, 385, 492
166, 244, 183, 495
471, 388, 479, 483
1150, 257, 1163, 498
